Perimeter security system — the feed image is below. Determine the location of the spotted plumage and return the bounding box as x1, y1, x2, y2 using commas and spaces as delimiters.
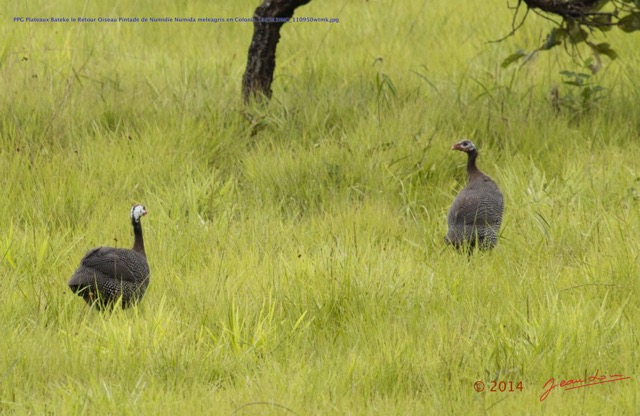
445, 140, 504, 251
69, 205, 150, 309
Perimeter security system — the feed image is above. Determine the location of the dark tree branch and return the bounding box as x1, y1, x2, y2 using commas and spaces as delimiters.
490, 1, 530, 43
242, 0, 312, 103
523, 0, 619, 27
498, 0, 640, 70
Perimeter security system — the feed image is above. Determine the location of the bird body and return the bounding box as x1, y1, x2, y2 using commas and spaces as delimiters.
446, 140, 504, 250
69, 205, 150, 309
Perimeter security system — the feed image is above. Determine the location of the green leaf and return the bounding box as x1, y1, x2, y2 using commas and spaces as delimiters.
542, 28, 566, 50
591, 14, 613, 31
590, 42, 618, 60
559, 70, 578, 77
567, 23, 588, 44
501, 50, 527, 68
618, 12, 640, 32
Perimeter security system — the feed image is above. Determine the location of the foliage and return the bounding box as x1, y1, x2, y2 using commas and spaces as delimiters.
502, 0, 640, 70
549, 60, 609, 117
558, 70, 607, 111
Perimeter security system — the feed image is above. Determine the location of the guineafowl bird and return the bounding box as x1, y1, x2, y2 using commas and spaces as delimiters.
445, 140, 504, 251
68, 205, 150, 309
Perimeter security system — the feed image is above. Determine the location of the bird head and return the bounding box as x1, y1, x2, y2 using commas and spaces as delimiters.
451, 140, 476, 153
131, 205, 147, 223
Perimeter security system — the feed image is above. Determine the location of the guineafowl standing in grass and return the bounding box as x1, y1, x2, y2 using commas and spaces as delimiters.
445, 140, 504, 251
68, 205, 150, 309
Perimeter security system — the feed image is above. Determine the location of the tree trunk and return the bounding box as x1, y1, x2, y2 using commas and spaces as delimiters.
242, 0, 311, 103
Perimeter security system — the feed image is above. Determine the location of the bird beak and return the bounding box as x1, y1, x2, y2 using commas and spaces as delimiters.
451, 144, 460, 151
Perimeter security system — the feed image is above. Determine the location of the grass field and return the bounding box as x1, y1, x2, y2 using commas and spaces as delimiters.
1, 0, 639, 414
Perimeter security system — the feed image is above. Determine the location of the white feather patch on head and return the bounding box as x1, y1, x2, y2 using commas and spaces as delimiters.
131, 205, 147, 222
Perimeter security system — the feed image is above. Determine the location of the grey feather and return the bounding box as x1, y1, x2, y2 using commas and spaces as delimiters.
69, 205, 150, 309
445, 141, 504, 251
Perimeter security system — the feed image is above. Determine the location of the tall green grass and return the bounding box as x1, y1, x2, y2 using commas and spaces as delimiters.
1, 0, 639, 414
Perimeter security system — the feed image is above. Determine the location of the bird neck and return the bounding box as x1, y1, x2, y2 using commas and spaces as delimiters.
132, 219, 146, 256
466, 149, 482, 179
